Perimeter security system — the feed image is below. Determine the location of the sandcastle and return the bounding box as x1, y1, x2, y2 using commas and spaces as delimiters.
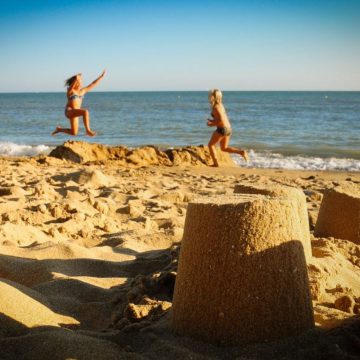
233, 183, 312, 262
172, 194, 314, 345
314, 184, 360, 243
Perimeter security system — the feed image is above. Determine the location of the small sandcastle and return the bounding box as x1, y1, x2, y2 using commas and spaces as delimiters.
172, 192, 314, 345
314, 183, 360, 244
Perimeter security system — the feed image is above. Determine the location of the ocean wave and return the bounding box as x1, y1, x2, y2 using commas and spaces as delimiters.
234, 150, 360, 172
0, 142, 53, 157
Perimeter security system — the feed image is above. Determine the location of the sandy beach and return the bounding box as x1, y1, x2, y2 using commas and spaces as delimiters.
0, 141, 359, 360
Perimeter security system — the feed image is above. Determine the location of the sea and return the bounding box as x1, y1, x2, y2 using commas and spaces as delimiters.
0, 91, 359, 171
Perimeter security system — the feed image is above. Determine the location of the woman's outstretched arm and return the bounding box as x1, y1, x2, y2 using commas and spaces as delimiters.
81, 69, 106, 94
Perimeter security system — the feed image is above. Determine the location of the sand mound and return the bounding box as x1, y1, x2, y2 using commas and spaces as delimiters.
0, 185, 27, 198
0, 278, 78, 336
49, 141, 236, 167
34, 179, 59, 196
0, 328, 141, 360
0, 223, 50, 246
0, 255, 52, 287
72, 169, 113, 188
127, 146, 172, 166
34, 278, 113, 304
49, 140, 119, 163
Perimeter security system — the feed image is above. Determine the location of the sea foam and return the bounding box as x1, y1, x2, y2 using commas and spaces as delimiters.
234, 150, 360, 172
0, 142, 52, 157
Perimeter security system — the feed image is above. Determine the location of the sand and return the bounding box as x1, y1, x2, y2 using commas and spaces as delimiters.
0, 142, 359, 359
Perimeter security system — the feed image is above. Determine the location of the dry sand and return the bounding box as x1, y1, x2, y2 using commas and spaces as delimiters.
0, 141, 359, 359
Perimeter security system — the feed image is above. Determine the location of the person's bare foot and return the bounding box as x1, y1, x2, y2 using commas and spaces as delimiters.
210, 163, 219, 167
86, 130, 97, 137
51, 126, 61, 136
240, 150, 249, 162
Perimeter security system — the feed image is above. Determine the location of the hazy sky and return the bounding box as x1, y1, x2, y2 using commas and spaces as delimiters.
0, 0, 359, 92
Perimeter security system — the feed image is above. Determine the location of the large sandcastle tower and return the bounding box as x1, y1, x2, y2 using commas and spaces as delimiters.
172, 194, 314, 345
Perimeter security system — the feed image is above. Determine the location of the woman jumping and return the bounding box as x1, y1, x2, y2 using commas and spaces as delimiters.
207, 89, 248, 167
52, 70, 106, 136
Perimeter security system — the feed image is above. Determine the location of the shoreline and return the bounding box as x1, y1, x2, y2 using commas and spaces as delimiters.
0, 142, 359, 174
1, 154, 359, 181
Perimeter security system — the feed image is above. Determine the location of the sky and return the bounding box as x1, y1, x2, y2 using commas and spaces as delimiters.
0, 0, 359, 92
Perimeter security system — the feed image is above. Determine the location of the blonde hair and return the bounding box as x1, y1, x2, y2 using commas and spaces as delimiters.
208, 89, 223, 107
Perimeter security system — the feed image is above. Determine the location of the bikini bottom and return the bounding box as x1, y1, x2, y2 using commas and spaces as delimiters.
216, 126, 232, 136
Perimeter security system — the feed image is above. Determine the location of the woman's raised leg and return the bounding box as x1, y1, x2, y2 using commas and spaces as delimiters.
219, 136, 248, 161
52, 117, 79, 136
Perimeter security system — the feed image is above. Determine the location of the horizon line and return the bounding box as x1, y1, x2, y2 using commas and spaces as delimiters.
1, 89, 360, 94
